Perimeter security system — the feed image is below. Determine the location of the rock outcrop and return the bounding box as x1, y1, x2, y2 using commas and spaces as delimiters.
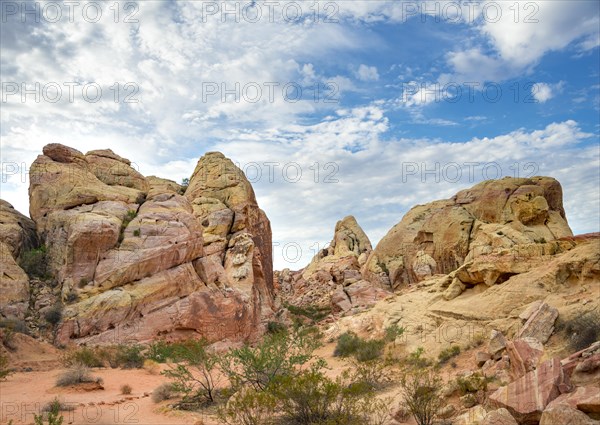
0, 200, 38, 319
23, 144, 275, 345
279, 216, 389, 316
364, 177, 573, 289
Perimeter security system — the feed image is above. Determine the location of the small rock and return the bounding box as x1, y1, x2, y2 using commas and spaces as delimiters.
489, 330, 507, 360
453, 405, 487, 425
476, 351, 492, 367
482, 408, 518, 425
438, 404, 457, 419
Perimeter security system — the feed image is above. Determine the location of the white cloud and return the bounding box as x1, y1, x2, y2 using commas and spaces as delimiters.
356, 64, 379, 82
532, 82, 565, 103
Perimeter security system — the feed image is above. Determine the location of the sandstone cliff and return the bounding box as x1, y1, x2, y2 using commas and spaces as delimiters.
21, 143, 275, 345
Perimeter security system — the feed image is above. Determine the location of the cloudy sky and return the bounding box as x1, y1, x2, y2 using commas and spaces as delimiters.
1, 0, 599, 269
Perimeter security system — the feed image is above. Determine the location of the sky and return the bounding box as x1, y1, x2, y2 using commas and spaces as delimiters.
1, 0, 599, 270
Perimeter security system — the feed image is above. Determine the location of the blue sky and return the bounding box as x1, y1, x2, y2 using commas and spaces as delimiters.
1, 1, 599, 269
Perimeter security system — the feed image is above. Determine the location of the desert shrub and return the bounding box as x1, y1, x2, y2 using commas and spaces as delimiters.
348, 359, 393, 390
403, 347, 433, 369
34, 401, 64, 425
114, 344, 144, 369
384, 324, 405, 342
0, 352, 12, 381
145, 340, 179, 363
133, 229, 141, 237
455, 372, 490, 395
399, 368, 443, 425
0, 318, 29, 335
44, 304, 63, 326
161, 339, 222, 407
560, 310, 600, 352
355, 339, 385, 362
118, 210, 138, 243
334, 332, 384, 362
61, 346, 104, 368
270, 369, 383, 425
334, 332, 362, 357
267, 321, 287, 335
120, 384, 133, 395
284, 303, 331, 322
438, 345, 461, 365
152, 382, 178, 403
56, 364, 102, 387
143, 359, 160, 375
221, 328, 321, 392
217, 387, 277, 425
42, 398, 75, 412
19, 245, 49, 279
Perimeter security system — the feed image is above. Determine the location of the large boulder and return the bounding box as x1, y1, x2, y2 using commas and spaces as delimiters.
364, 177, 572, 289
540, 405, 598, 425
489, 358, 571, 424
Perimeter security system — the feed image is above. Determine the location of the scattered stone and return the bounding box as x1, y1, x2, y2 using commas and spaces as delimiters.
489, 330, 508, 360
476, 351, 492, 367
517, 302, 558, 344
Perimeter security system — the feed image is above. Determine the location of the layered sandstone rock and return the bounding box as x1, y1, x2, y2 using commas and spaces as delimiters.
0, 201, 38, 319
364, 177, 573, 289
279, 216, 388, 316
26, 144, 274, 345
489, 358, 571, 424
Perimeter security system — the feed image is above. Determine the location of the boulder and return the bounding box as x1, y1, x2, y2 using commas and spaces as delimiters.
482, 408, 518, 425
476, 351, 492, 368
547, 386, 600, 415
489, 330, 508, 359
517, 301, 558, 344
453, 405, 488, 425
540, 405, 598, 425
506, 337, 544, 379
489, 358, 571, 424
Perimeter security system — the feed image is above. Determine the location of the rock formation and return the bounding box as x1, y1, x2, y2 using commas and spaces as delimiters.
278, 216, 389, 316
20, 143, 275, 345
363, 177, 573, 289
0, 200, 38, 319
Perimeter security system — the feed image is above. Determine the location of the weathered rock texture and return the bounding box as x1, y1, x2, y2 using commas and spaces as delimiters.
0, 200, 38, 319
364, 177, 573, 289
22, 144, 275, 345
278, 216, 389, 316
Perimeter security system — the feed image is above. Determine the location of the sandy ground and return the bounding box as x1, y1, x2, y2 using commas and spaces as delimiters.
0, 367, 211, 425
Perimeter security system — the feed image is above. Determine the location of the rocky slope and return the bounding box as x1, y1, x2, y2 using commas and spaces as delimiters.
10, 143, 276, 345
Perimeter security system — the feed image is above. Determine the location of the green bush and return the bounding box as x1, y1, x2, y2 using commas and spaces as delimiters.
438, 345, 461, 365
399, 368, 443, 425
44, 304, 63, 326
34, 401, 64, 425
333, 332, 362, 357
146, 340, 178, 363
267, 321, 287, 335
61, 347, 104, 368
19, 245, 50, 279
334, 332, 384, 362
217, 387, 277, 425
404, 347, 433, 369
270, 369, 385, 425
384, 324, 405, 342
114, 344, 144, 369
42, 398, 75, 412
284, 303, 331, 322
221, 328, 321, 392
161, 339, 221, 407
349, 359, 392, 390
118, 210, 138, 243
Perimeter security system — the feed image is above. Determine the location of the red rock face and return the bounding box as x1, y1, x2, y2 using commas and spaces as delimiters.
25, 144, 275, 346
489, 358, 572, 424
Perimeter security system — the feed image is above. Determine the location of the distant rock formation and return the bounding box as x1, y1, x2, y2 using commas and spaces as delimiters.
21, 143, 275, 345
279, 216, 389, 315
